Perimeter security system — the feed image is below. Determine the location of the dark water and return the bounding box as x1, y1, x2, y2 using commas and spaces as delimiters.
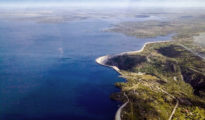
0, 19, 171, 120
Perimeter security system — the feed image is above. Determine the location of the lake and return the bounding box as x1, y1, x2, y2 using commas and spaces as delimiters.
0, 18, 171, 120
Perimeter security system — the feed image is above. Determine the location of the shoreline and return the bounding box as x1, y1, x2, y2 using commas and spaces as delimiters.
96, 55, 120, 72
95, 40, 171, 69
95, 40, 171, 120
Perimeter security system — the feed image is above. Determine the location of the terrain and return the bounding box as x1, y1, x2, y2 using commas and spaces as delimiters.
98, 9, 205, 120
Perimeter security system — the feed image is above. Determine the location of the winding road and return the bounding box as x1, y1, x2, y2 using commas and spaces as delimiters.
115, 87, 179, 120
115, 93, 129, 120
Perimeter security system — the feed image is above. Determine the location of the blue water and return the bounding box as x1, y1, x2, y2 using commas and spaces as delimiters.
0, 19, 171, 120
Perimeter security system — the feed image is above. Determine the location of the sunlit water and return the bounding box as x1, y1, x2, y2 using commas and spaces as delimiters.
0, 18, 171, 120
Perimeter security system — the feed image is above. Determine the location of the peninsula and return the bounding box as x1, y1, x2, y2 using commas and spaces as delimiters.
97, 10, 205, 120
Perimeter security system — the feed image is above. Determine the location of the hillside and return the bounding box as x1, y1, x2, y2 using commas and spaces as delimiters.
102, 11, 205, 120
107, 42, 205, 120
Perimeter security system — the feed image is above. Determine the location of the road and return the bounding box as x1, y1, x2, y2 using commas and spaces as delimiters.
115, 93, 129, 120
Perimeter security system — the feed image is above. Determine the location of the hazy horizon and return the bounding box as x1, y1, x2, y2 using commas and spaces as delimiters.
1, 0, 205, 8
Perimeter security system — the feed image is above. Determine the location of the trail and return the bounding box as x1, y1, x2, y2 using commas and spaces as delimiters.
115, 93, 129, 120
168, 100, 179, 120
157, 87, 179, 120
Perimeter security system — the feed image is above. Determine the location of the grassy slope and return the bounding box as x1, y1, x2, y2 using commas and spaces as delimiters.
110, 42, 205, 120
107, 11, 205, 120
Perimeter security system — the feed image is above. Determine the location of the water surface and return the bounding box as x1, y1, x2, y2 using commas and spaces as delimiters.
0, 18, 171, 120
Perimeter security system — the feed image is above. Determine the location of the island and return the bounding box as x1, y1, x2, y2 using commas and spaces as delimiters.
96, 10, 205, 120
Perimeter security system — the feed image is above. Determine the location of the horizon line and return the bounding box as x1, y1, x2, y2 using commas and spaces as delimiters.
1, 1, 205, 8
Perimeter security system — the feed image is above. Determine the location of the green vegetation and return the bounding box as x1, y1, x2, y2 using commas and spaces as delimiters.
109, 42, 205, 120
108, 11, 205, 58
107, 12, 205, 120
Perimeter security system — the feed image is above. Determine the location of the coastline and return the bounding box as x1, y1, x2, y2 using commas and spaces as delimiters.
95, 40, 171, 70
96, 37, 205, 119
96, 55, 120, 72
95, 40, 171, 120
